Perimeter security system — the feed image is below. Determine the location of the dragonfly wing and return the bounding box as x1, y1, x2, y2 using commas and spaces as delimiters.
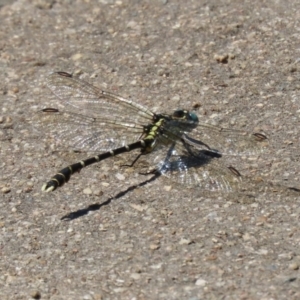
186, 121, 268, 156
46, 72, 154, 128
150, 135, 242, 192
33, 109, 144, 152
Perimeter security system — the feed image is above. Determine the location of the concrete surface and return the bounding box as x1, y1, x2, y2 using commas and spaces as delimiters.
1, 0, 300, 299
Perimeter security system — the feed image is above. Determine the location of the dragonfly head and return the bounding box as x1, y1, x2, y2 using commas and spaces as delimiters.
172, 110, 199, 128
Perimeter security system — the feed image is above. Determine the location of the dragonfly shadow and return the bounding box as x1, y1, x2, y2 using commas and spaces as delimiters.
60, 149, 225, 221
58, 148, 300, 221
61, 172, 161, 221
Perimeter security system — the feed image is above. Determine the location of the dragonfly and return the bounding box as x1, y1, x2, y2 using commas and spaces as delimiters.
38, 72, 268, 193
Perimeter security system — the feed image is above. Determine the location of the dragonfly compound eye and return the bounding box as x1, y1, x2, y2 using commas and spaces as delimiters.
172, 110, 185, 119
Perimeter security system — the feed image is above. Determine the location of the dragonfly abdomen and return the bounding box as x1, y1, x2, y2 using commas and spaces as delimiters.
42, 140, 148, 192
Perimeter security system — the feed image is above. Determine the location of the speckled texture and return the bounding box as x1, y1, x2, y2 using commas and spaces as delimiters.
1, 0, 300, 299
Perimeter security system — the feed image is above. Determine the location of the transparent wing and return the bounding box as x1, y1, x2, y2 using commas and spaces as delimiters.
155, 111, 268, 157
153, 137, 244, 192
34, 72, 155, 151
46, 72, 154, 124
186, 121, 268, 155
42, 72, 268, 156
33, 109, 146, 151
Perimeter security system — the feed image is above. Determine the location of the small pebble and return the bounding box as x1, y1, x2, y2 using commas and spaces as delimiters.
195, 278, 206, 286
115, 173, 125, 180
129, 203, 146, 212
242, 233, 251, 241
93, 189, 103, 196
149, 243, 160, 250
289, 262, 299, 270
1, 187, 11, 194
278, 253, 294, 260
83, 187, 92, 195
214, 54, 229, 64
11, 86, 19, 94
163, 185, 172, 191
130, 272, 141, 280
171, 94, 180, 101
71, 53, 83, 61
179, 238, 193, 245
30, 290, 41, 299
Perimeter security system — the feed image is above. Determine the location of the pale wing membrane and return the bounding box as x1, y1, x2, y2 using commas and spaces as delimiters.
150, 120, 265, 191
46, 73, 154, 127
151, 114, 267, 157
151, 134, 242, 192
187, 122, 268, 156
45, 73, 267, 156
34, 110, 144, 151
